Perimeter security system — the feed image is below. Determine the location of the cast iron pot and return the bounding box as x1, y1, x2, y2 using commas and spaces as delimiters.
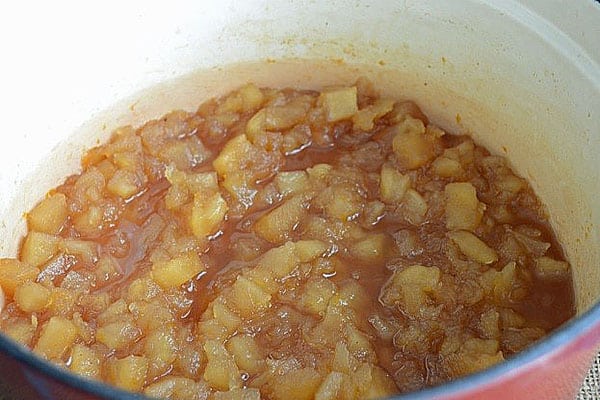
0, 1, 599, 399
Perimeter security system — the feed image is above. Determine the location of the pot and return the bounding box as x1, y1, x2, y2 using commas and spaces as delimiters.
0, 1, 599, 399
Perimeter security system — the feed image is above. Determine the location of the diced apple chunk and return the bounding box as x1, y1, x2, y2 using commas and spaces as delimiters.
190, 191, 228, 238
34, 316, 78, 361
130, 301, 175, 333
107, 169, 144, 199
203, 340, 242, 391
145, 326, 177, 378
352, 98, 395, 131
165, 167, 219, 210
367, 315, 398, 342
239, 83, 265, 112
197, 319, 228, 342
380, 265, 440, 317
46, 287, 78, 317
59, 239, 98, 265
362, 200, 386, 226
432, 156, 463, 178
151, 252, 204, 289
534, 256, 570, 280
0, 259, 40, 297
274, 171, 309, 197
479, 308, 500, 340
388, 100, 427, 124
73, 206, 104, 236
350, 233, 393, 264
69, 344, 101, 379
14, 281, 50, 313
112, 151, 139, 171
97, 298, 128, 325
264, 96, 312, 131
267, 367, 322, 400
445, 182, 485, 231
332, 342, 355, 374
226, 276, 271, 318
300, 278, 336, 316
345, 324, 375, 360
159, 136, 209, 171
106, 355, 149, 392
4, 320, 36, 346
307, 163, 332, 181
220, 83, 264, 114
254, 195, 307, 244
403, 189, 428, 225
307, 303, 347, 348
294, 240, 329, 263
213, 134, 282, 207
315, 184, 363, 222
338, 280, 370, 313
213, 134, 253, 181
245, 109, 267, 143
21, 232, 60, 268
442, 338, 504, 377
448, 230, 498, 265
213, 300, 242, 335
480, 262, 519, 302
362, 365, 399, 399
213, 388, 261, 400
319, 87, 358, 122
380, 164, 410, 204
257, 241, 299, 280
315, 371, 344, 400
96, 320, 142, 351
226, 334, 265, 375
145, 377, 211, 400
27, 193, 68, 234
126, 275, 161, 303
392, 118, 436, 169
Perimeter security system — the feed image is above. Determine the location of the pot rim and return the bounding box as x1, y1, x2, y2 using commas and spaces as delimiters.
1, 299, 599, 399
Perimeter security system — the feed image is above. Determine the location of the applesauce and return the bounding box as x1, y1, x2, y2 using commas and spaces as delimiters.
0, 79, 574, 399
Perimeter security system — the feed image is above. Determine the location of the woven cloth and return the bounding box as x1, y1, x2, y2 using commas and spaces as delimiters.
579, 354, 600, 399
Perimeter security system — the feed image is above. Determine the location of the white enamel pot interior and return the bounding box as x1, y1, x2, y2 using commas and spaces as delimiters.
0, 1, 599, 399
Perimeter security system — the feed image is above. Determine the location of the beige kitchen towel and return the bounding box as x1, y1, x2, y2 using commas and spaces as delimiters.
579, 354, 600, 399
